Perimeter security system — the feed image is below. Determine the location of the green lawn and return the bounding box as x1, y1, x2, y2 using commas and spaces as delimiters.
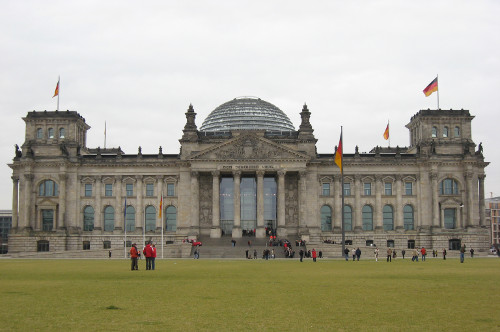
0, 258, 499, 331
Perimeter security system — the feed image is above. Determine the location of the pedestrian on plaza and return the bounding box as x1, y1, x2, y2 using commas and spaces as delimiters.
245, 249, 249, 259
460, 245, 466, 263
470, 248, 474, 258
421, 247, 427, 261
299, 249, 304, 262
402, 249, 406, 259
344, 247, 349, 261
312, 248, 317, 262
374, 248, 379, 262
355, 247, 361, 261
443, 248, 447, 260
387, 248, 392, 262
253, 249, 257, 259
109, 250, 112, 259
412, 248, 419, 262
393, 249, 397, 259
352, 248, 356, 261
143, 242, 153, 270
130, 243, 139, 271
271, 249, 275, 259
151, 244, 157, 270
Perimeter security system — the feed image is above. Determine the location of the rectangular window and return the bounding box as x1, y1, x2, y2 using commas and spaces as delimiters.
444, 208, 456, 229
146, 183, 154, 197
105, 184, 113, 197
103, 241, 111, 249
167, 183, 175, 196
322, 183, 330, 196
384, 182, 392, 195
126, 184, 134, 197
407, 240, 415, 249
85, 183, 92, 197
42, 209, 54, 231
344, 183, 351, 196
364, 183, 371, 195
405, 182, 413, 195
83, 241, 90, 250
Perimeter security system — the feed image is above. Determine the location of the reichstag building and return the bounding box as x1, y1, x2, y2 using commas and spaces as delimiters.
8, 97, 490, 254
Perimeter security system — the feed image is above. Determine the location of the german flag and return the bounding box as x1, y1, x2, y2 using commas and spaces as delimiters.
423, 77, 438, 97
383, 123, 389, 140
334, 134, 342, 172
53, 79, 59, 98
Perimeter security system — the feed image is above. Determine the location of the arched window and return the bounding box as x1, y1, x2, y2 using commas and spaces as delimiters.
440, 178, 459, 195
166, 206, 177, 231
39, 180, 58, 197
362, 205, 373, 231
125, 206, 135, 232
403, 205, 414, 230
104, 206, 114, 231
83, 206, 94, 231
59, 128, 65, 138
37, 128, 43, 139
145, 205, 156, 232
443, 126, 449, 137
431, 126, 437, 138
344, 205, 352, 231
383, 205, 394, 231
454, 126, 460, 137
48, 128, 54, 139
320, 205, 332, 231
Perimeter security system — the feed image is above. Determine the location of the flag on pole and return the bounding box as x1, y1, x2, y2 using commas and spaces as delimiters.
334, 133, 343, 172
158, 194, 163, 219
423, 77, 438, 97
383, 123, 389, 140
53, 78, 59, 98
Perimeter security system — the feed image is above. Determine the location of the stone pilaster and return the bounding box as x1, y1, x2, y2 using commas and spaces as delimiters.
21, 174, 33, 230
478, 174, 486, 227
232, 171, 241, 238
191, 171, 200, 233
465, 171, 473, 228
354, 175, 361, 231
57, 172, 66, 230
277, 170, 286, 237
11, 176, 19, 230
430, 171, 439, 228
395, 175, 403, 230
375, 176, 382, 230
115, 176, 122, 231
94, 176, 102, 230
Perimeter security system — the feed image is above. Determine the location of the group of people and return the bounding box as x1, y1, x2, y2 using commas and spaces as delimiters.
129, 242, 157, 271
343, 247, 362, 261
299, 248, 319, 262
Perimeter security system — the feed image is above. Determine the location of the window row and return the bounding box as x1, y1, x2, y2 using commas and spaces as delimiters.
322, 181, 414, 196
83, 182, 175, 197
344, 239, 462, 250
320, 204, 415, 232
431, 126, 460, 138
83, 205, 177, 232
37, 127, 65, 139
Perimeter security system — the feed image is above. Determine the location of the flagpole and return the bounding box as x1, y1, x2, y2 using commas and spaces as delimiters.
57, 76, 60, 111
437, 74, 440, 109
104, 121, 107, 149
340, 126, 345, 256
388, 120, 391, 147
124, 197, 127, 259
160, 194, 164, 259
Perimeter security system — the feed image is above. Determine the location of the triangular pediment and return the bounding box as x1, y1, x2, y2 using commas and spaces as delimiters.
190, 133, 310, 161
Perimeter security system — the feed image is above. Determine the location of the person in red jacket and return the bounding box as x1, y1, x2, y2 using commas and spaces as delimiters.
130, 244, 139, 271
143, 242, 153, 270
312, 248, 317, 262
421, 247, 427, 261
151, 244, 157, 270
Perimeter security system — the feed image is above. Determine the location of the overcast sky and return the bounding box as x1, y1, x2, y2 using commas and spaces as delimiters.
1, 0, 499, 209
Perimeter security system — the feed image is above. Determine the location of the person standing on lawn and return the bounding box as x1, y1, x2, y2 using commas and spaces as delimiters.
151, 244, 157, 270
312, 248, 317, 262
143, 242, 153, 270
387, 248, 392, 262
130, 243, 139, 271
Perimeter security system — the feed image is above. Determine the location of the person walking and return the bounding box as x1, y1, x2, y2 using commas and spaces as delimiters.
460, 245, 466, 263
387, 248, 392, 262
312, 248, 317, 262
412, 248, 419, 262
253, 249, 257, 259
352, 248, 356, 261
344, 247, 349, 261
130, 243, 139, 271
144, 242, 153, 270
443, 248, 447, 260
355, 247, 361, 261
374, 248, 379, 262
421, 247, 427, 261
402, 249, 406, 259
470, 248, 474, 258
299, 249, 304, 262
151, 244, 157, 270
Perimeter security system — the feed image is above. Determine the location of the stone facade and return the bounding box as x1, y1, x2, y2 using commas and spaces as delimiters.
7, 103, 490, 255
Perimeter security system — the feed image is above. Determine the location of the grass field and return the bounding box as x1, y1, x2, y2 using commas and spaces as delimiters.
0, 257, 499, 331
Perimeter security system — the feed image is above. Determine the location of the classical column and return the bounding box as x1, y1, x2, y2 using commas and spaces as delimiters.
256, 170, 265, 238
210, 171, 221, 238
354, 175, 361, 231
232, 171, 241, 238
94, 176, 102, 231
22, 174, 33, 230
375, 176, 383, 231
191, 171, 200, 233
277, 170, 286, 237
115, 176, 122, 231
465, 171, 473, 228
11, 176, 19, 230
478, 174, 486, 227
334, 175, 343, 230
57, 173, 66, 230
395, 175, 403, 230
298, 171, 307, 230
431, 172, 439, 228
153, 176, 159, 230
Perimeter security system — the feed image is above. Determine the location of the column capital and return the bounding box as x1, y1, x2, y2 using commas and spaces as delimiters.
191, 171, 199, 178
135, 175, 143, 181
277, 170, 286, 177
11, 175, 19, 182
298, 171, 307, 179
58, 173, 67, 181
232, 170, 241, 178
256, 170, 265, 177
24, 173, 34, 181
211, 170, 220, 177
395, 174, 403, 181
429, 172, 438, 180
478, 173, 486, 180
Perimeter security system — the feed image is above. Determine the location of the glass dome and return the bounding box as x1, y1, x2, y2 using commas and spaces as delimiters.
200, 97, 295, 132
